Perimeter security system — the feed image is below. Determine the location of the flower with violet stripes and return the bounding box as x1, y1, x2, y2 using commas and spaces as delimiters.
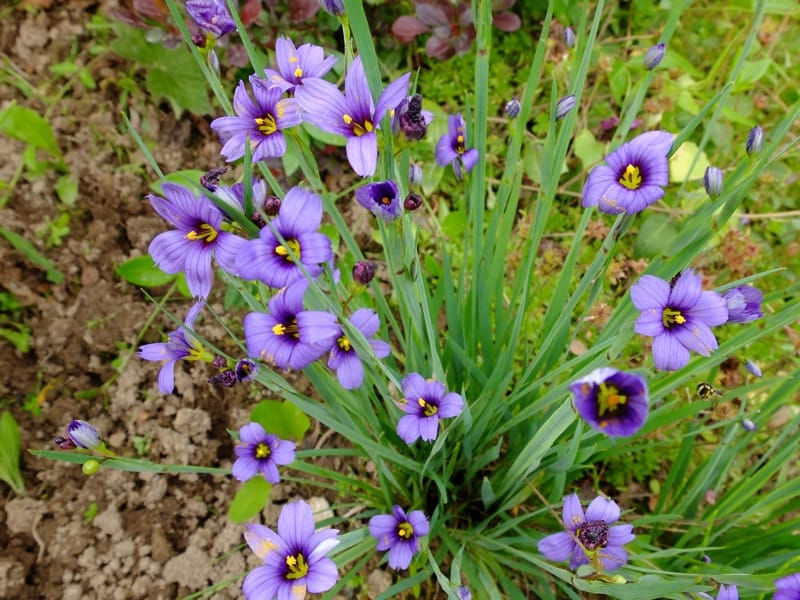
396, 373, 464, 443
138, 301, 212, 394
774, 572, 800, 600
355, 180, 403, 222
148, 183, 246, 299
244, 279, 339, 370
368, 505, 430, 570
264, 36, 337, 93
435, 112, 479, 177
722, 285, 763, 323
185, 0, 236, 38
328, 308, 391, 389
715, 585, 739, 600
243, 500, 339, 600
582, 130, 674, 214
631, 269, 728, 371
236, 187, 333, 289
232, 422, 295, 484
538, 493, 634, 572
570, 368, 648, 437
210, 76, 302, 163
295, 55, 410, 177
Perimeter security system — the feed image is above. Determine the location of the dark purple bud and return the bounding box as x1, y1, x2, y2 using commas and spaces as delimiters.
644, 42, 666, 70
319, 0, 345, 16
576, 519, 609, 551
353, 261, 377, 285
67, 420, 102, 450
556, 95, 576, 120
504, 97, 521, 119
53, 436, 76, 450
263, 195, 281, 217
251, 213, 267, 228
235, 358, 259, 382
746, 125, 763, 155
191, 30, 206, 48
212, 355, 228, 369
744, 360, 762, 377
703, 166, 723, 197
209, 370, 238, 387
404, 193, 423, 211
200, 167, 228, 191
397, 94, 428, 141
409, 163, 423, 187
564, 27, 576, 49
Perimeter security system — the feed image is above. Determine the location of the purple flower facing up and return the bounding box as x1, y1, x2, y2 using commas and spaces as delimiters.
148, 183, 246, 298
243, 500, 339, 600
396, 373, 464, 443
185, 0, 236, 38
236, 187, 333, 289
582, 130, 674, 214
328, 308, 391, 390
775, 572, 800, 600
264, 37, 337, 93
368, 505, 430, 570
722, 286, 763, 323
435, 113, 479, 177
538, 493, 634, 572
631, 270, 729, 371
355, 180, 403, 222
570, 368, 649, 437
244, 280, 339, 370
210, 76, 303, 163
138, 301, 210, 394
66, 420, 102, 450
233, 422, 295, 484
295, 55, 410, 177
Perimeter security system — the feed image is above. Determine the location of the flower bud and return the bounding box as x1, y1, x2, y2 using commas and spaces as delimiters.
263, 195, 281, 217
644, 42, 666, 70
67, 420, 102, 450
746, 125, 763, 155
404, 193, 423, 211
191, 30, 206, 48
318, 0, 345, 16
744, 360, 762, 377
212, 355, 228, 369
555, 95, 576, 120
457, 587, 471, 600
722, 286, 763, 323
741, 418, 757, 432
409, 163, 423, 187
53, 436, 76, 450
353, 261, 377, 285
82, 459, 101, 476
563, 27, 576, 49
504, 97, 521, 119
703, 166, 723, 197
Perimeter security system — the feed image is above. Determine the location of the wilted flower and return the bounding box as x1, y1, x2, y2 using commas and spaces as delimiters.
744, 360, 763, 377
138, 301, 211, 393
66, 420, 102, 450
746, 125, 763, 155
564, 26, 576, 49
295, 56, 410, 177
435, 113, 480, 177
353, 261, 377, 285
355, 180, 404, 222
570, 368, 649, 437
404, 193, 423, 211
368, 505, 430, 570
147, 183, 246, 298
244, 280, 339, 370
328, 309, 391, 390
264, 37, 337, 93
774, 572, 800, 600
704, 166, 724, 197
538, 493, 634, 572
396, 373, 464, 443
722, 286, 763, 323
631, 270, 729, 371
185, 0, 236, 38
236, 187, 333, 289
644, 42, 666, 69
504, 97, 521, 118
233, 422, 295, 483
243, 500, 339, 600
393, 94, 433, 141
200, 167, 228, 191
582, 130, 674, 214
318, 0, 345, 16
556, 95, 576, 120
208, 369, 238, 387
210, 76, 303, 163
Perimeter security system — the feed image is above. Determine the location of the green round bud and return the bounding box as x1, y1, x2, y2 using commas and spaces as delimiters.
82, 459, 101, 476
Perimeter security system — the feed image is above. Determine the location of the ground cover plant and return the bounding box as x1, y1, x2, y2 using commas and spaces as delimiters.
2, 0, 800, 598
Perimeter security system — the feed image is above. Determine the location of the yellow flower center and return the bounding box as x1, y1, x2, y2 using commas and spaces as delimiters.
618, 164, 642, 190
343, 114, 374, 137
275, 239, 301, 262
185, 223, 218, 243
294, 67, 303, 78
255, 114, 277, 135
397, 521, 414, 540
337, 335, 351, 351
455, 127, 466, 154
418, 397, 438, 417
285, 552, 309, 580
597, 383, 627, 417
255, 442, 271, 459
661, 307, 687, 329
272, 320, 300, 339
380, 196, 392, 206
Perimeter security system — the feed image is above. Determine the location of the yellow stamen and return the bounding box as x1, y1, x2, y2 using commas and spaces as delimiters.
271, 321, 299, 338
661, 307, 687, 329
343, 114, 353, 125
337, 335, 351, 352
185, 223, 218, 243
397, 521, 414, 539
255, 114, 277, 135
350, 119, 374, 137
274, 239, 301, 262
618, 164, 642, 190
597, 383, 627, 417
418, 397, 438, 417
255, 442, 270, 459
285, 553, 309, 580
293, 67, 303, 78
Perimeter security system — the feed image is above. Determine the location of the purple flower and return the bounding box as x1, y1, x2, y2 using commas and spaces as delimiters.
233, 422, 295, 484
138, 301, 209, 393
537, 493, 634, 572
722, 286, 763, 323
368, 505, 430, 570
236, 187, 333, 289
631, 270, 729, 371
570, 368, 648, 437
264, 36, 337, 93
396, 373, 464, 443
435, 113, 479, 177
775, 572, 800, 600
235, 358, 259, 382
243, 500, 339, 600
644, 42, 666, 70
244, 280, 339, 370
185, 0, 236, 38
328, 308, 391, 389
355, 180, 403, 222
582, 130, 674, 214
148, 183, 246, 298
66, 420, 102, 449
210, 76, 302, 163
295, 55, 410, 177
716, 584, 739, 600
214, 178, 268, 215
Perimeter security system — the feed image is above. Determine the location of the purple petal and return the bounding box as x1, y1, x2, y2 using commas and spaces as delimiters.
418, 416, 439, 441
214, 232, 246, 276
634, 309, 665, 337
401, 372, 428, 399
346, 133, 378, 177
608, 523, 635, 545
240, 422, 267, 443
242, 566, 284, 600
537, 531, 575, 562
598, 544, 629, 571
344, 56, 374, 118
437, 392, 464, 418
461, 148, 480, 173
561, 493, 585, 529
407, 510, 430, 536
333, 352, 365, 389
157, 360, 177, 394
396, 414, 420, 443
687, 291, 729, 326
183, 245, 214, 298
305, 556, 338, 593
652, 332, 691, 371
375, 72, 411, 124
668, 269, 702, 309
585, 496, 620, 523
232, 456, 260, 482
388, 542, 415, 570
631, 275, 670, 310
673, 321, 719, 356
277, 500, 315, 549
581, 165, 617, 209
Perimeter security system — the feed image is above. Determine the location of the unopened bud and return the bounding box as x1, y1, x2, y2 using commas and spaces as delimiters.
263, 195, 281, 217
82, 459, 101, 476
409, 163, 423, 187
191, 30, 206, 48
564, 27, 576, 49
353, 261, 377, 285
744, 360, 762, 377
644, 42, 666, 70
318, 0, 345, 16
703, 166, 723, 197
212, 355, 228, 369
67, 420, 102, 450
504, 97, 521, 119
556, 95, 576, 120
741, 418, 757, 432
746, 125, 763, 155
404, 193, 423, 211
